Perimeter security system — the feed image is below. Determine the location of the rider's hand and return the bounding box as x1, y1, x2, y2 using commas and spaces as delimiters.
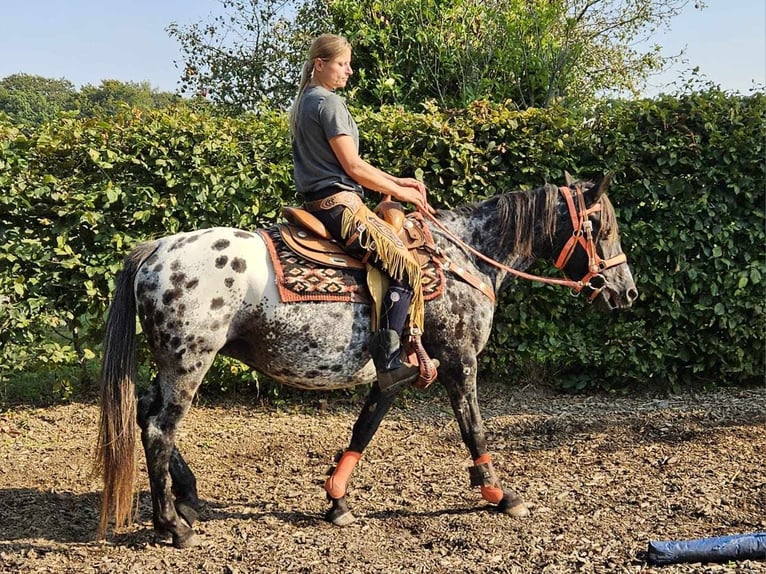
394, 178, 434, 214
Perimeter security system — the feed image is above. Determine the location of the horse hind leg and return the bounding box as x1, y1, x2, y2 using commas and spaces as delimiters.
169, 448, 200, 527
325, 385, 396, 526
137, 370, 206, 548
138, 380, 200, 525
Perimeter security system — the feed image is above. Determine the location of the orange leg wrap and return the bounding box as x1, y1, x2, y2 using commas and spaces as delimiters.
474, 454, 504, 504
325, 450, 362, 499
474, 453, 491, 465
480, 485, 505, 504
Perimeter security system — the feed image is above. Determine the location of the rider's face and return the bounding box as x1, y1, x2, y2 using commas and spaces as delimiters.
313, 48, 353, 91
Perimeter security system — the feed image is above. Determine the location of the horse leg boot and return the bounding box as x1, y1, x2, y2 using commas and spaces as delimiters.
370, 284, 419, 394
325, 384, 397, 525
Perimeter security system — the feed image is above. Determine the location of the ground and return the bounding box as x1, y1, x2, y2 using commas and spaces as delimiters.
0, 384, 764, 573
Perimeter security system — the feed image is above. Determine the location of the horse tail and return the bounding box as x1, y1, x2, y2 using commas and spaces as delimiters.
94, 241, 157, 539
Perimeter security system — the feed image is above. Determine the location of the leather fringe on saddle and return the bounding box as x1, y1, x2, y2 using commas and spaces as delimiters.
309, 192, 425, 332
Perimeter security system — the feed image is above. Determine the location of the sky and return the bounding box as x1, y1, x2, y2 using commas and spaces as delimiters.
0, 0, 764, 97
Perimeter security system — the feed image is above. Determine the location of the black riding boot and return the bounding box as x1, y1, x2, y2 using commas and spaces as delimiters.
369, 328, 420, 393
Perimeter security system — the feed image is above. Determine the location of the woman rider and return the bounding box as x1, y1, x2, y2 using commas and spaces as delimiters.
288, 34, 431, 393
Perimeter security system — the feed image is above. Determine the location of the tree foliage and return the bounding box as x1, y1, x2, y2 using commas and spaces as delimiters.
0, 74, 78, 125
0, 75, 179, 126
330, 0, 699, 109
167, 0, 329, 113
77, 80, 180, 118
167, 0, 701, 112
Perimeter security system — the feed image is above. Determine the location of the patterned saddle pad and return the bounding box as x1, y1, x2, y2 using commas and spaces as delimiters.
258, 226, 445, 305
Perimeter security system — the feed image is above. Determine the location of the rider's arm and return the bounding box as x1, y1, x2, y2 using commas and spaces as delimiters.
329, 134, 430, 212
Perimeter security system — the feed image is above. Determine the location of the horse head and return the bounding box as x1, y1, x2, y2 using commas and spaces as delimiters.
554, 173, 638, 310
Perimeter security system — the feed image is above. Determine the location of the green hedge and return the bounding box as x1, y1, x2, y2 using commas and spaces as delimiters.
1, 90, 763, 399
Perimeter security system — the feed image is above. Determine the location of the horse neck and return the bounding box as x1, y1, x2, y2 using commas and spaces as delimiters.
436, 185, 559, 287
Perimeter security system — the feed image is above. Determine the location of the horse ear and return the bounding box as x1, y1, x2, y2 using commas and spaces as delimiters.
583, 172, 612, 205
564, 171, 575, 187
595, 172, 613, 199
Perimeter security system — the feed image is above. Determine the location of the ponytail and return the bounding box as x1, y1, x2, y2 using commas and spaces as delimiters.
289, 59, 316, 138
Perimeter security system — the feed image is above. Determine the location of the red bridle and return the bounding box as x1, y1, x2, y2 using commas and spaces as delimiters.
420, 185, 628, 301
553, 185, 628, 301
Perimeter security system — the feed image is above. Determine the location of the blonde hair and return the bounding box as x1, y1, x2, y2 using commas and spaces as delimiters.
288, 34, 352, 137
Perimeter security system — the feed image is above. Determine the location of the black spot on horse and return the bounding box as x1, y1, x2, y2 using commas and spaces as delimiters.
186, 234, 200, 243
224, 277, 234, 288
171, 260, 181, 271
154, 310, 165, 326
213, 239, 231, 251
231, 258, 247, 273
234, 230, 254, 239
162, 288, 183, 305
153, 263, 163, 273
145, 254, 158, 266
136, 280, 159, 299
170, 336, 182, 349
170, 272, 186, 287
215, 256, 228, 268
210, 298, 224, 310
186, 278, 199, 290
160, 403, 185, 431
169, 238, 185, 251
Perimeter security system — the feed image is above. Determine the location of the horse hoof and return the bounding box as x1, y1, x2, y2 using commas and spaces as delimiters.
176, 501, 200, 526
173, 530, 200, 549
499, 493, 530, 518
325, 497, 356, 526
328, 508, 357, 526
500, 500, 530, 518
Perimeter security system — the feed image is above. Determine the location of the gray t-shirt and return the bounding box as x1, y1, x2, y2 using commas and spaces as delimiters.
292, 85, 363, 197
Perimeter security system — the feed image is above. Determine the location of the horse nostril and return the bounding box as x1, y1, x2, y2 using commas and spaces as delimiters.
627, 288, 638, 303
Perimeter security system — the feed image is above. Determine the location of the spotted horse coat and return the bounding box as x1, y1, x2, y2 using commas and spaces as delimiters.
95, 177, 638, 548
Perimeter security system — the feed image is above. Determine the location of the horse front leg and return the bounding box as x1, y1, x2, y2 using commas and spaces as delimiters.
445, 358, 529, 518
324, 384, 396, 525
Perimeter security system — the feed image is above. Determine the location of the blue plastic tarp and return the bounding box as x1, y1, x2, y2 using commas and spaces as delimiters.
648, 532, 766, 566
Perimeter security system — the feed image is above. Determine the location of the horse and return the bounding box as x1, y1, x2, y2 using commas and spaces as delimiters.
94, 175, 637, 548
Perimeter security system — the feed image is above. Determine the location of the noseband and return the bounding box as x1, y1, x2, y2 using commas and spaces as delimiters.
554, 185, 628, 301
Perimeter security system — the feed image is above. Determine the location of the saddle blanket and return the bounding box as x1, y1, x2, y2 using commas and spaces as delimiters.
258, 227, 444, 305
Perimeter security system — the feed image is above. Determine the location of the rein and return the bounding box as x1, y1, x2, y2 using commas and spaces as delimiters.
420, 186, 627, 301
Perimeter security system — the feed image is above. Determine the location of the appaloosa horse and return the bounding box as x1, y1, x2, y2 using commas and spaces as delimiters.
95, 176, 637, 547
